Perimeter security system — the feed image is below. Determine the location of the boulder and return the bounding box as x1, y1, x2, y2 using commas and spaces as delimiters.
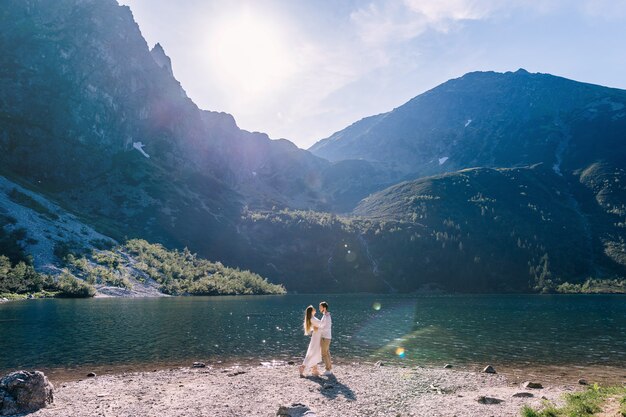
482, 365, 497, 374
0, 371, 54, 415
522, 381, 543, 389
476, 396, 504, 404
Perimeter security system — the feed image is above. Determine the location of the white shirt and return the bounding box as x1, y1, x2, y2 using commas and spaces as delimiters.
318, 312, 332, 339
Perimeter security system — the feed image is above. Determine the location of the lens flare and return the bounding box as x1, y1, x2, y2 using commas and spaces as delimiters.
372, 302, 381, 311
395, 347, 405, 358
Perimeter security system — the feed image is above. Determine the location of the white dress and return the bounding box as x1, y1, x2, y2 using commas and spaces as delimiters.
302, 317, 322, 370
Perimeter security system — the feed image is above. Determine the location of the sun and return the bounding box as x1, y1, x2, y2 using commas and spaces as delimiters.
208, 10, 295, 96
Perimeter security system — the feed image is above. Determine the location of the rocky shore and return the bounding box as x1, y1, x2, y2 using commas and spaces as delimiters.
25, 363, 583, 417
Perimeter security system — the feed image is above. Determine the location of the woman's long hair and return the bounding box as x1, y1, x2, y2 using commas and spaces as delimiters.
303, 305, 315, 335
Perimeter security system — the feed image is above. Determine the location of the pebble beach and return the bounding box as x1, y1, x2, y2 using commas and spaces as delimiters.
28, 362, 585, 417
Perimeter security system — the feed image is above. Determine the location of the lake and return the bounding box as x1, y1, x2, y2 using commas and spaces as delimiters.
1, 294, 625, 381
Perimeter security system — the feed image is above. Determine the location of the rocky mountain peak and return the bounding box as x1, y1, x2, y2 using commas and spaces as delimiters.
150, 43, 174, 76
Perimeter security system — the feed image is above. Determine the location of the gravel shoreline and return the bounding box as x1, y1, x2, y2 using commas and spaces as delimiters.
28, 363, 583, 417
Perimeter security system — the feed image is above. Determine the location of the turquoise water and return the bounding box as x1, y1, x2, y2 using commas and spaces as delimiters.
1, 294, 625, 374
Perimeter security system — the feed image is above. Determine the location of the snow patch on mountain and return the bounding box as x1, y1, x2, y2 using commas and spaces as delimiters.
133, 142, 150, 158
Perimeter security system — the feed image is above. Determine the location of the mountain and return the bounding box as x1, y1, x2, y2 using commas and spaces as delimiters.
310, 69, 626, 181
304, 69, 626, 290
0, 0, 339, 260
1, 0, 625, 294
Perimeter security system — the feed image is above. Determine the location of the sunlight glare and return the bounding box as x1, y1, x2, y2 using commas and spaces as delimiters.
208, 9, 295, 96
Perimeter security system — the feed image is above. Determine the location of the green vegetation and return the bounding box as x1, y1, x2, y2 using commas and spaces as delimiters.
65, 253, 132, 289
0, 255, 48, 294
351, 165, 598, 292
0, 255, 96, 298
0, 214, 31, 264
521, 384, 626, 417
54, 270, 96, 298
1, 233, 284, 299
61, 239, 286, 295
122, 239, 285, 295
556, 278, 626, 294
239, 165, 609, 293
53, 240, 88, 260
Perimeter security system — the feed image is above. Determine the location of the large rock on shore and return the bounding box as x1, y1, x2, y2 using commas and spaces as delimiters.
0, 371, 54, 415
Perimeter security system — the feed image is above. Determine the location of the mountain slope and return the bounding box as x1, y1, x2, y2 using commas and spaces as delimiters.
353, 164, 592, 291
237, 164, 626, 293
0, 0, 336, 257
0, 175, 115, 270
310, 69, 626, 180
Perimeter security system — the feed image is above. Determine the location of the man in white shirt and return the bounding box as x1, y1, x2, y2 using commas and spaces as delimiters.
318, 301, 332, 375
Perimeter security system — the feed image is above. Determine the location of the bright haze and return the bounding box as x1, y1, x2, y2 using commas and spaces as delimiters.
119, 0, 626, 149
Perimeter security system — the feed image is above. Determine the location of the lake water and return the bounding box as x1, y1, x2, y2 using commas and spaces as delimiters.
1, 294, 625, 381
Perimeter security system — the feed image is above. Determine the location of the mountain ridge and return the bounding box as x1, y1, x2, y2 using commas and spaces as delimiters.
309, 68, 626, 182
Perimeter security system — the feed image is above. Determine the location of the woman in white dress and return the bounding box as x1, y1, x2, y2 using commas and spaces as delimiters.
299, 305, 322, 377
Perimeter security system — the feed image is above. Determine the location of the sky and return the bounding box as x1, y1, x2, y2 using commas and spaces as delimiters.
118, 0, 626, 149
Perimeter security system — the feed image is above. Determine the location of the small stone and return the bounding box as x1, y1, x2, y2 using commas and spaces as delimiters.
522, 381, 543, 389
323, 383, 334, 390
443, 364, 453, 369
578, 379, 588, 385
192, 362, 206, 368
482, 365, 497, 374
375, 361, 385, 367
512, 392, 534, 398
277, 403, 316, 417
476, 396, 504, 404
87, 372, 97, 377
287, 361, 295, 365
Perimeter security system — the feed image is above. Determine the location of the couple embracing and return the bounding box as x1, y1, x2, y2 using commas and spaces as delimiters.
299, 301, 332, 377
